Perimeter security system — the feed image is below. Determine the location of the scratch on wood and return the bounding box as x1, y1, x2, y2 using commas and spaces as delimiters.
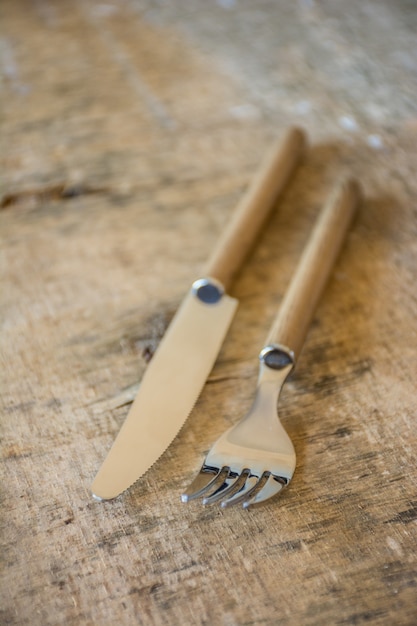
1, 183, 108, 208
384, 501, 417, 525
90, 383, 139, 414
78, 2, 176, 130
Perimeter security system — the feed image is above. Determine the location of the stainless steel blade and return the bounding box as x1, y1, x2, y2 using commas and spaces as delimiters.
91, 282, 238, 500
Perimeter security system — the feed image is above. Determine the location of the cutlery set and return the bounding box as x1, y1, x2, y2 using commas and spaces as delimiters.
91, 127, 361, 509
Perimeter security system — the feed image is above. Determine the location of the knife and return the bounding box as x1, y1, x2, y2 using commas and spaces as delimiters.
91, 126, 306, 500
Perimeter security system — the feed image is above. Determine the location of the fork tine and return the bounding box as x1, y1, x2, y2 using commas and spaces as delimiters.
202, 469, 251, 505
221, 472, 271, 508
219, 473, 260, 508
243, 474, 287, 509
181, 466, 229, 502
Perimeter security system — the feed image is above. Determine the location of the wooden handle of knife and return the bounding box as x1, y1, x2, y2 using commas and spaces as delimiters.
204, 126, 306, 291
266, 178, 361, 360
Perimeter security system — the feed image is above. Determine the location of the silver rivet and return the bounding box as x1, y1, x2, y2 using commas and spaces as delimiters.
192, 278, 224, 304
259, 345, 294, 370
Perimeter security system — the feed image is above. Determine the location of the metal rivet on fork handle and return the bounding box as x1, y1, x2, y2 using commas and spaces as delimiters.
259, 345, 294, 370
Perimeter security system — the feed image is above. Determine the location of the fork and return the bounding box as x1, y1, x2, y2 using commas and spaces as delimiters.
181, 179, 361, 508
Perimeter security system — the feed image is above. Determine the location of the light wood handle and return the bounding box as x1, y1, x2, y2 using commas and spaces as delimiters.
266, 178, 361, 360
204, 127, 306, 291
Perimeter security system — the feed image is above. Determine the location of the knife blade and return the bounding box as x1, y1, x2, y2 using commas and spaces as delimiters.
91, 126, 306, 500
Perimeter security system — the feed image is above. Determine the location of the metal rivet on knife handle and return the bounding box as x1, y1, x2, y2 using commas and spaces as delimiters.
265, 178, 362, 362
204, 126, 306, 292
192, 277, 225, 304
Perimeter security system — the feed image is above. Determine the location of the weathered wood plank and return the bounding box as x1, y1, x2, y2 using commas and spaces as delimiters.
1, 1, 416, 625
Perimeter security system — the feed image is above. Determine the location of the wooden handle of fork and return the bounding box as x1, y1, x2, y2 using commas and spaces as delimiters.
266, 178, 361, 361
204, 127, 306, 291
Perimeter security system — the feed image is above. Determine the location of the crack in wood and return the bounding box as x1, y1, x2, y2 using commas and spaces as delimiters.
1, 183, 109, 208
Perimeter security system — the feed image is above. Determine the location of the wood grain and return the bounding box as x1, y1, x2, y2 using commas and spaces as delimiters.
1, 1, 416, 625
205, 126, 306, 290
267, 178, 360, 359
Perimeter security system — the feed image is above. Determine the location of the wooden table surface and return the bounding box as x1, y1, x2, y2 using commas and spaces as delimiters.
1, 1, 416, 624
